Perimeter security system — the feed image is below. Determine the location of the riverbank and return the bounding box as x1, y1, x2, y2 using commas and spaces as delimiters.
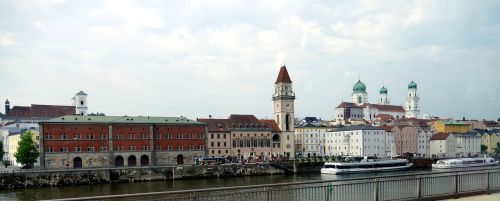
0, 164, 283, 189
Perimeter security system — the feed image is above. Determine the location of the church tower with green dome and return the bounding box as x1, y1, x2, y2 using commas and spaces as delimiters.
405, 81, 420, 118
351, 80, 368, 105
378, 86, 390, 105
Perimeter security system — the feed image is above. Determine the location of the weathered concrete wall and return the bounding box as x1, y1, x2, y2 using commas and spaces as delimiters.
0, 164, 283, 189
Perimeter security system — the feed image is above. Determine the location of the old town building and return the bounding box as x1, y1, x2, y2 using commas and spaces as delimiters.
325, 125, 394, 157
39, 115, 206, 169
199, 115, 274, 160
430, 133, 457, 158
392, 125, 433, 157
454, 131, 481, 157
433, 120, 471, 133
272, 65, 295, 157
480, 130, 499, 154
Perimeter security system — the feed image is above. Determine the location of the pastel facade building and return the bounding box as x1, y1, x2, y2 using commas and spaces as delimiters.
325, 126, 394, 158
454, 132, 481, 157
480, 130, 499, 155
39, 115, 206, 169
294, 124, 331, 157
434, 120, 471, 133
430, 133, 457, 158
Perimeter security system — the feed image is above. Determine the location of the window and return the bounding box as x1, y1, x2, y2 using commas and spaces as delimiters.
177, 145, 184, 150
88, 134, 94, 140
100, 146, 107, 152
217, 142, 220, 147
198, 144, 204, 150
74, 133, 81, 140
189, 145, 194, 150
188, 134, 193, 139
197, 134, 203, 139
223, 134, 226, 139
141, 145, 148, 151
211, 134, 214, 139
60, 147, 68, 152
128, 133, 136, 139
88, 146, 94, 152
100, 133, 107, 139
178, 134, 183, 139
117, 146, 123, 151
141, 133, 148, 139
154, 146, 161, 151
167, 134, 172, 139
60, 133, 67, 140
167, 145, 173, 151
223, 142, 227, 147
74, 146, 81, 152
211, 142, 214, 147
217, 134, 220, 139
129, 145, 136, 151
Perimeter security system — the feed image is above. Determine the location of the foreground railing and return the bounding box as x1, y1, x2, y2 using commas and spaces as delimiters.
44, 167, 500, 201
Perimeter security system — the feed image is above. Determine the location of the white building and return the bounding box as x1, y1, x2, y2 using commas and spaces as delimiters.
405, 81, 420, 118
430, 133, 457, 158
294, 124, 332, 157
454, 132, 481, 157
417, 128, 433, 157
72, 91, 88, 116
335, 80, 421, 125
325, 125, 394, 158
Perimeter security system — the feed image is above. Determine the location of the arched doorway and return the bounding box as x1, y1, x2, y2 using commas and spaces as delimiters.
115, 156, 124, 167
141, 155, 149, 166
176, 154, 184, 165
73, 157, 82, 169
128, 155, 137, 166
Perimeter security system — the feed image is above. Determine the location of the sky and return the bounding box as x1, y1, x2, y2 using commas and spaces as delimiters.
0, 0, 499, 121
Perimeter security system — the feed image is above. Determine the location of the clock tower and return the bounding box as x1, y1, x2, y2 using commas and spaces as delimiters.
273, 65, 295, 157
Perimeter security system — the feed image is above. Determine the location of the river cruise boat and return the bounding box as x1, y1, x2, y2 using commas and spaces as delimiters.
432, 157, 499, 169
321, 156, 413, 174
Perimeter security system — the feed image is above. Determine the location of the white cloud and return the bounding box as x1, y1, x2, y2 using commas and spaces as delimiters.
0, 33, 14, 46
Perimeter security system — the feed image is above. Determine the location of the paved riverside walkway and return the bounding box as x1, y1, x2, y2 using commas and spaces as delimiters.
441, 193, 500, 201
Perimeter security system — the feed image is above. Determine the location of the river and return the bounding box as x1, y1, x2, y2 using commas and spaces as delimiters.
1, 167, 498, 201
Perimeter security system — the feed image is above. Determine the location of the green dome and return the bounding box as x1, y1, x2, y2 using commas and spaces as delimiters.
353, 80, 366, 93
408, 81, 417, 89
380, 86, 388, 94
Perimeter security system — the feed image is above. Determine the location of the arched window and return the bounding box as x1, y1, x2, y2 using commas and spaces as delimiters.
80, 101, 84, 105
285, 114, 290, 131
358, 96, 361, 103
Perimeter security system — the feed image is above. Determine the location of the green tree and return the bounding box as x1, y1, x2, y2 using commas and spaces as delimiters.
14, 131, 39, 168
495, 142, 500, 155
0, 141, 4, 161
480, 144, 488, 154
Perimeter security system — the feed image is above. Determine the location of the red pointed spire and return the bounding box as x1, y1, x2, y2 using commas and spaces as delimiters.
275, 65, 292, 84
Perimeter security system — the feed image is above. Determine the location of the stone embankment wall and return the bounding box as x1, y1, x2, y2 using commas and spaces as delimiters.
0, 164, 283, 189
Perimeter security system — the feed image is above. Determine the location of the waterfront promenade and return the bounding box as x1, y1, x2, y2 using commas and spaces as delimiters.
442, 193, 500, 201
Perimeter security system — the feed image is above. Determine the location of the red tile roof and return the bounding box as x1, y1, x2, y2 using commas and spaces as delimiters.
197, 118, 231, 132
259, 119, 281, 133
366, 104, 405, 112
335, 102, 363, 109
430, 133, 451, 140
375, 114, 395, 122
275, 66, 292, 84
228, 114, 260, 124
6, 104, 75, 119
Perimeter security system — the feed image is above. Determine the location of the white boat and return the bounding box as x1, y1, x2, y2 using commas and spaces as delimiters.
321, 156, 413, 174
432, 157, 499, 169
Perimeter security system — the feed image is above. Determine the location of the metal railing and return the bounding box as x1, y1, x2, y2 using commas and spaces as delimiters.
44, 167, 500, 201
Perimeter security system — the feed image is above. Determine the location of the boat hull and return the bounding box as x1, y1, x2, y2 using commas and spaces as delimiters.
432, 161, 499, 169
321, 163, 413, 175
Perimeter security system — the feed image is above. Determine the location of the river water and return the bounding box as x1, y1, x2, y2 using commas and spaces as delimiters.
0, 167, 498, 201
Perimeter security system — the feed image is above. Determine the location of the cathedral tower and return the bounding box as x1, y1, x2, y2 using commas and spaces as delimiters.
73, 91, 88, 115
273, 65, 295, 157
379, 86, 390, 105
352, 80, 368, 105
405, 81, 420, 118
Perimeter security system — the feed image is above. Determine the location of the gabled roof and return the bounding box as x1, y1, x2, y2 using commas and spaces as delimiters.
430, 133, 451, 140
275, 66, 292, 84
375, 114, 395, 122
259, 119, 281, 133
336, 102, 363, 109
76, 91, 87, 95
228, 114, 260, 124
6, 104, 75, 119
197, 118, 231, 132
365, 103, 405, 112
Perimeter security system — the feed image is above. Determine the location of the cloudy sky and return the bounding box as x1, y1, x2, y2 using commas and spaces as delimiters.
0, 0, 499, 121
